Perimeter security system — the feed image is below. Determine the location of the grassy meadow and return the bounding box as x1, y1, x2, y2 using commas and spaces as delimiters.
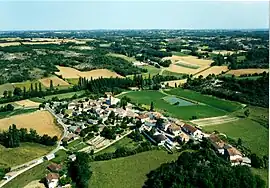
119, 90, 227, 120
89, 150, 179, 188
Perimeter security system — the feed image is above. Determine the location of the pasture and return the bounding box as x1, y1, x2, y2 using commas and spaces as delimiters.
89, 150, 179, 188
166, 88, 242, 112
161, 70, 186, 78
119, 90, 228, 120
39, 76, 70, 88
0, 110, 62, 137
0, 143, 53, 168
12, 80, 43, 90
226, 69, 269, 76
0, 83, 14, 96
107, 53, 136, 62
55, 66, 122, 79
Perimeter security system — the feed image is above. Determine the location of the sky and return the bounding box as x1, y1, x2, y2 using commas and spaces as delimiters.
0, 1, 269, 30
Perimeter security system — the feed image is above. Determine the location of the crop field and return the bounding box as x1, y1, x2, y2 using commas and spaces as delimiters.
14, 99, 40, 108
175, 62, 200, 69
107, 53, 136, 62
194, 66, 228, 78
166, 88, 242, 112
55, 65, 123, 79
39, 76, 70, 88
0, 110, 62, 137
119, 90, 228, 120
0, 83, 14, 96
190, 115, 239, 126
142, 65, 161, 75
226, 68, 269, 76
0, 143, 53, 168
12, 80, 44, 90
161, 70, 185, 78
89, 150, 179, 188
163, 96, 195, 106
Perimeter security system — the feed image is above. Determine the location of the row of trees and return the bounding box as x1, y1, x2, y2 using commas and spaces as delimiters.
0, 124, 58, 148
0, 104, 14, 112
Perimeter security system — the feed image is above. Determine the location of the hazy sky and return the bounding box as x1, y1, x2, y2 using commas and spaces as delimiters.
0, 1, 268, 30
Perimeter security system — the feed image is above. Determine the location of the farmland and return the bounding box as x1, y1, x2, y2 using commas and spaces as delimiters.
89, 150, 179, 188
107, 53, 136, 63
0, 143, 53, 168
14, 99, 40, 108
39, 76, 70, 88
0, 110, 62, 137
119, 90, 228, 120
55, 66, 123, 79
226, 69, 269, 76
194, 65, 228, 78
0, 83, 14, 96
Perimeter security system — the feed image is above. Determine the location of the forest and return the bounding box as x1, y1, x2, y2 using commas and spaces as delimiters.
143, 147, 265, 188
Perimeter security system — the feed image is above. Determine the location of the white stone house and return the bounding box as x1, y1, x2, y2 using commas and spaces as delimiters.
182, 124, 203, 139
46, 173, 59, 188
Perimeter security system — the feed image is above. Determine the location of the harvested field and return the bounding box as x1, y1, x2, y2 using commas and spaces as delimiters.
226, 69, 269, 76
39, 76, 70, 88
0, 111, 62, 137
194, 66, 228, 78
190, 115, 239, 126
0, 42, 21, 47
55, 65, 123, 79
15, 99, 40, 108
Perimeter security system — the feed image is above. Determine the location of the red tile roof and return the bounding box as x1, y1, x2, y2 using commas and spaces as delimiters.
182, 124, 197, 133
46, 173, 59, 181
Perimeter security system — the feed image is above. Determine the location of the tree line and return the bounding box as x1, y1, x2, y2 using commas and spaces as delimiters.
0, 124, 58, 148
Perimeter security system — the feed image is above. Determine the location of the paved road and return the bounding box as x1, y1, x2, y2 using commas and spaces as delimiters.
0, 106, 68, 188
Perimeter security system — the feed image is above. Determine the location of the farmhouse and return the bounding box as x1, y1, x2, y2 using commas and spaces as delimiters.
167, 123, 181, 136
68, 154, 76, 161
208, 134, 226, 155
182, 124, 203, 139
44, 153, 55, 161
47, 163, 62, 172
224, 145, 243, 164
46, 173, 60, 188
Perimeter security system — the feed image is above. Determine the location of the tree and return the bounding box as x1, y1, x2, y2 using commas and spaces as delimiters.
150, 101, 154, 111
251, 153, 263, 168
50, 80, 54, 90
38, 82, 42, 92
237, 138, 242, 146
13, 87, 22, 96
7, 90, 12, 98
3, 90, 7, 98
244, 109, 250, 117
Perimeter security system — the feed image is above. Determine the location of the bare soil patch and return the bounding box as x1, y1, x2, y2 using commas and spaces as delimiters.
39, 76, 70, 88
194, 66, 228, 78
15, 99, 40, 108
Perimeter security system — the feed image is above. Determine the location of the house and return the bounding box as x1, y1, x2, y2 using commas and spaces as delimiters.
224, 145, 243, 163
68, 102, 76, 110
46, 173, 60, 188
153, 134, 167, 144
167, 123, 181, 136
68, 154, 76, 161
106, 96, 120, 106
62, 133, 77, 143
47, 163, 62, 172
144, 119, 156, 127
182, 124, 202, 139
87, 119, 98, 125
75, 127, 81, 134
68, 126, 79, 133
208, 134, 225, 155
178, 132, 190, 143
44, 153, 55, 161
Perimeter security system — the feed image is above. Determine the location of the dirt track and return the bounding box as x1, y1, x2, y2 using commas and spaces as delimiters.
190, 115, 239, 126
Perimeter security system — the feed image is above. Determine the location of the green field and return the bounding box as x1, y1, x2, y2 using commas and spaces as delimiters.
30, 90, 86, 102
107, 53, 136, 62
89, 150, 179, 188
119, 90, 227, 120
172, 51, 188, 56
67, 138, 88, 151
12, 80, 44, 90
0, 108, 37, 119
142, 65, 161, 75
237, 55, 246, 62
3, 161, 50, 188
0, 143, 53, 168
166, 88, 242, 112
175, 62, 200, 69
162, 70, 186, 78
66, 78, 79, 85
0, 83, 14, 96
96, 137, 140, 155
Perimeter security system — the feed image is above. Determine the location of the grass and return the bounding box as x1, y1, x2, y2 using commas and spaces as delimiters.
172, 51, 188, 56
89, 150, 180, 188
30, 90, 86, 102
2, 161, 50, 188
51, 149, 68, 164
162, 70, 186, 78
96, 137, 139, 155
237, 55, 246, 62
143, 65, 161, 75
107, 53, 136, 62
175, 62, 200, 69
119, 90, 227, 120
12, 80, 44, 90
0, 143, 53, 168
166, 88, 242, 112
0, 108, 37, 119
0, 83, 14, 96
65, 78, 79, 85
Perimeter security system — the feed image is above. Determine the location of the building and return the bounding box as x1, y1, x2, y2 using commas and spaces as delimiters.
106, 96, 120, 106
167, 123, 181, 136
208, 134, 225, 155
47, 163, 62, 172
153, 134, 167, 144
44, 153, 55, 161
68, 154, 76, 161
68, 126, 79, 133
224, 145, 243, 163
46, 173, 60, 188
182, 124, 202, 139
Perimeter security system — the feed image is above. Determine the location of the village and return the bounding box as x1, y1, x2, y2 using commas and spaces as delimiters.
39, 92, 251, 188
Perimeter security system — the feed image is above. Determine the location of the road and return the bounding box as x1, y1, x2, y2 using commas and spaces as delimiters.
0, 105, 68, 188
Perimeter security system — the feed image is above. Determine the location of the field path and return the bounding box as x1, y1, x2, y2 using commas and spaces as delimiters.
190, 115, 239, 126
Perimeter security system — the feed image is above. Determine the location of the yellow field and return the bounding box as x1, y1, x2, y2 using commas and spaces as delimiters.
14, 99, 40, 108
226, 69, 269, 76
0, 111, 62, 137
39, 76, 70, 88
55, 66, 123, 79
0, 42, 21, 47
194, 66, 228, 78
164, 55, 213, 75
